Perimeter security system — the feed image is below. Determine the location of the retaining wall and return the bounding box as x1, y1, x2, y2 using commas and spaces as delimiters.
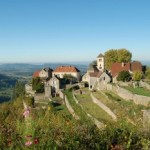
99, 84, 150, 106
72, 92, 104, 129
91, 93, 117, 121
64, 95, 80, 120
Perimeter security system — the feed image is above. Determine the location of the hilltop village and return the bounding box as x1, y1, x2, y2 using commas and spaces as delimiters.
26, 52, 146, 99
25, 50, 150, 131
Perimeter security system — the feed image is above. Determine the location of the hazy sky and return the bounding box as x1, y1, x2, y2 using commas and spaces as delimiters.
0, 0, 150, 63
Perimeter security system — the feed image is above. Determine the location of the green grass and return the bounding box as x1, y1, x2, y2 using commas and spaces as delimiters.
51, 97, 64, 104
93, 90, 150, 126
64, 89, 94, 126
123, 86, 150, 97
76, 93, 113, 124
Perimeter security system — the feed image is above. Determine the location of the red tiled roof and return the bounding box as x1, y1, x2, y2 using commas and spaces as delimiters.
111, 62, 142, 77
53, 66, 80, 73
111, 63, 130, 77
33, 71, 40, 78
131, 61, 142, 72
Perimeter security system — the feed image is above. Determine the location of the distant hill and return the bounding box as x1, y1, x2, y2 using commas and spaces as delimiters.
0, 74, 17, 103
0, 63, 88, 76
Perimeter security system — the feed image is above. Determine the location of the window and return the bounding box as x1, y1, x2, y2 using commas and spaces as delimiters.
104, 77, 105, 80
99, 59, 102, 62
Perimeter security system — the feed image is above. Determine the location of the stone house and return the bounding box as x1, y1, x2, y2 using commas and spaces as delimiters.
39, 67, 53, 79
82, 52, 111, 90
111, 61, 143, 83
45, 76, 65, 98
33, 67, 53, 80
89, 71, 111, 90
82, 64, 99, 82
52, 66, 81, 82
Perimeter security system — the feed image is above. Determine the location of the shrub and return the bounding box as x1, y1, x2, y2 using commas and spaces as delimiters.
132, 71, 143, 81
117, 71, 131, 82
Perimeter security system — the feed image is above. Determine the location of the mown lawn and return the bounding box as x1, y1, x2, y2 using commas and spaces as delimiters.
123, 86, 150, 97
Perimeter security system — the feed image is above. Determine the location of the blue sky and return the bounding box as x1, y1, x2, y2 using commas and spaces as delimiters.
0, 0, 150, 63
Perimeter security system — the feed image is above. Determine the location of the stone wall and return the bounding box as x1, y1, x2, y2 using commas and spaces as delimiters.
58, 90, 65, 99
64, 95, 80, 120
72, 92, 104, 129
91, 93, 117, 121
99, 83, 150, 106
139, 81, 150, 90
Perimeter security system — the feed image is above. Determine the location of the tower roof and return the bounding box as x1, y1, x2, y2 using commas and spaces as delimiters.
97, 53, 104, 58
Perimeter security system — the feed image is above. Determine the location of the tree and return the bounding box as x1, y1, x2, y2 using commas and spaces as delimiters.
117, 49, 132, 63
32, 77, 44, 93
104, 49, 132, 70
104, 49, 118, 70
132, 71, 143, 81
117, 71, 131, 82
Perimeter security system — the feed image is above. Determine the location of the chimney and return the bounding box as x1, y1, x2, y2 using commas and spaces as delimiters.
122, 62, 125, 67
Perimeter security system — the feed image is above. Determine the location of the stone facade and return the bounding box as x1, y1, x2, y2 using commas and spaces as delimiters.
39, 67, 53, 79
89, 72, 111, 90
53, 66, 81, 82
97, 53, 104, 71
45, 76, 60, 97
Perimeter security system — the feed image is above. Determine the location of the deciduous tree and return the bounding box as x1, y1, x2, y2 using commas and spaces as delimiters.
104, 49, 132, 70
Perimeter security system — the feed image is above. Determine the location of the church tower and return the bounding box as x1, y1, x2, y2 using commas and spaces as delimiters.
97, 53, 104, 71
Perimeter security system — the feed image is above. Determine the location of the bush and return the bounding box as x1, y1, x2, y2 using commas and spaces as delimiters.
132, 71, 143, 81
117, 71, 131, 82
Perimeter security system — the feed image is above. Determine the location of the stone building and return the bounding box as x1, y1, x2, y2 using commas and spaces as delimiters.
45, 76, 66, 98
52, 66, 81, 82
97, 53, 105, 71
82, 52, 111, 90
33, 67, 53, 80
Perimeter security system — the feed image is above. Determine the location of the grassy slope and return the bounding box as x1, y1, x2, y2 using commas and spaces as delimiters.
64, 89, 94, 126
123, 86, 150, 97
93, 90, 150, 125
76, 93, 113, 124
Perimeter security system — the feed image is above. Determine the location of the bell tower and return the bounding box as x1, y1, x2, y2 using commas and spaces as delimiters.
97, 53, 104, 71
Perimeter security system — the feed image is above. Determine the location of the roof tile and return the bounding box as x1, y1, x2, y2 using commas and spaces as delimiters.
53, 66, 80, 73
